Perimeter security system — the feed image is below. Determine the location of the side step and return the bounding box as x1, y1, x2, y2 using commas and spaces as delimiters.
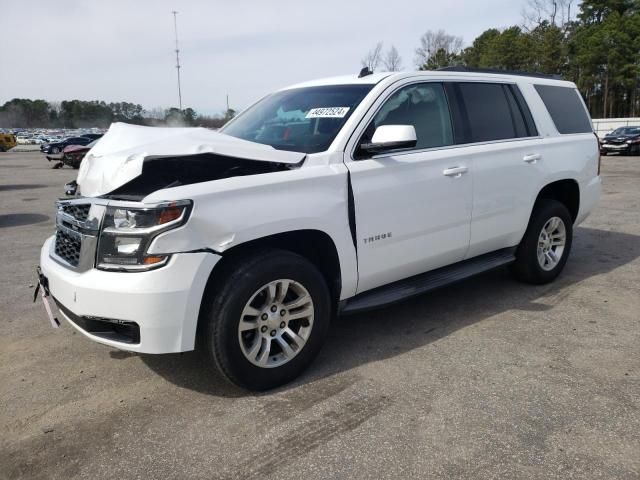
341, 248, 516, 315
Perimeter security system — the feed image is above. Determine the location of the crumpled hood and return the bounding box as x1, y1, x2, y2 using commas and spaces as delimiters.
77, 122, 305, 197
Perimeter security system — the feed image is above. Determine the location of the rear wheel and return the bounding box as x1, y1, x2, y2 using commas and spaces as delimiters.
512, 199, 573, 284
200, 250, 331, 390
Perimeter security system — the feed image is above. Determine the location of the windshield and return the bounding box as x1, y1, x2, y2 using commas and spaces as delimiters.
612, 127, 640, 135
221, 85, 373, 154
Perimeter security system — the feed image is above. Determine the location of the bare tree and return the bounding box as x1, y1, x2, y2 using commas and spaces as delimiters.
361, 42, 384, 72
414, 30, 463, 68
383, 45, 403, 71
522, 0, 575, 30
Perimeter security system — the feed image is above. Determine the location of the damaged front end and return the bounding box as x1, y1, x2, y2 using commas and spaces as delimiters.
103, 153, 297, 201
76, 122, 306, 198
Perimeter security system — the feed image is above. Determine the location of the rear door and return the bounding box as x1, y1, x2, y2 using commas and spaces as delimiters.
345, 81, 473, 293
453, 82, 545, 258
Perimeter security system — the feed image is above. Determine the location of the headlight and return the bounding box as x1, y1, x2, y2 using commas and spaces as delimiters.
97, 200, 192, 271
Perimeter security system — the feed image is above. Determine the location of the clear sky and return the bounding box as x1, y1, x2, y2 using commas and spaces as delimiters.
2, 0, 525, 114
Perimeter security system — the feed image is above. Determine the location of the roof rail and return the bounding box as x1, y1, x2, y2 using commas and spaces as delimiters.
437, 66, 562, 80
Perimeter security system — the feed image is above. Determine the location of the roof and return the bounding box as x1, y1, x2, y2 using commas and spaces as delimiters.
280, 73, 393, 90
281, 70, 575, 91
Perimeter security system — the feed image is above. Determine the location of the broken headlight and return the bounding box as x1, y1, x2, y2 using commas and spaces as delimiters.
97, 200, 192, 271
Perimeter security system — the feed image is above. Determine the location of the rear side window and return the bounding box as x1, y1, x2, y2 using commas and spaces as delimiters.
534, 85, 592, 134
458, 83, 526, 142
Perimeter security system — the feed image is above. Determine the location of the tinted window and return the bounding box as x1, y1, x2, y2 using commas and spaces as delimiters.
510, 84, 538, 136
458, 83, 517, 142
504, 86, 528, 137
222, 85, 373, 154
534, 85, 592, 134
360, 83, 454, 152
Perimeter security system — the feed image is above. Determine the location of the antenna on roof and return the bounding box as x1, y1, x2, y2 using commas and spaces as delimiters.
358, 67, 373, 78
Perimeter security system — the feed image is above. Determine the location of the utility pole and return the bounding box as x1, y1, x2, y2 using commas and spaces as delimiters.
172, 11, 183, 110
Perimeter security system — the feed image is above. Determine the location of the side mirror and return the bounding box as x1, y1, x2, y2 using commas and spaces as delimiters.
360, 125, 417, 154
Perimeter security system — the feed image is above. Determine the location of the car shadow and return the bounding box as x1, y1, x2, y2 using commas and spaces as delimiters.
140, 226, 640, 397
0, 213, 50, 228
0, 184, 47, 191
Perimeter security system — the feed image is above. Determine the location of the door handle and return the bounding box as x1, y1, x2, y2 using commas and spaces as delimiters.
523, 153, 541, 164
443, 166, 468, 177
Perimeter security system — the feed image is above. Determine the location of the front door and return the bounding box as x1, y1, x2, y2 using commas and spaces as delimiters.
346, 82, 473, 293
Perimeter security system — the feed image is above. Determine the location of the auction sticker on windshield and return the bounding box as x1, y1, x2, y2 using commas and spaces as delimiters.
305, 107, 350, 118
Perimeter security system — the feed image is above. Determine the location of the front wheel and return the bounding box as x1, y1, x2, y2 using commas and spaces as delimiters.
512, 199, 573, 284
200, 250, 331, 390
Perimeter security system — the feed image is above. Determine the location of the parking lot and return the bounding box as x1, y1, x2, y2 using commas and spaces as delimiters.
0, 151, 638, 479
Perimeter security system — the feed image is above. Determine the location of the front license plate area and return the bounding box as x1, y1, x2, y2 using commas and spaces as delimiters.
35, 267, 60, 328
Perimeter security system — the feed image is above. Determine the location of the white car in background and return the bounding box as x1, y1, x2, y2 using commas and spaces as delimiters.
39, 68, 601, 390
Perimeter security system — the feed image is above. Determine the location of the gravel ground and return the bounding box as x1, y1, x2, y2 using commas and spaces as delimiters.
0, 151, 638, 480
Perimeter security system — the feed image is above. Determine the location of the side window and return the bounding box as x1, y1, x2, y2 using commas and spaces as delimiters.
358, 83, 454, 154
534, 84, 592, 134
458, 82, 518, 142
504, 86, 528, 137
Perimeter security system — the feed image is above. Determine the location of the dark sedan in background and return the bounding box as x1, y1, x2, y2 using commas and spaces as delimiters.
41, 136, 94, 155
600, 126, 640, 155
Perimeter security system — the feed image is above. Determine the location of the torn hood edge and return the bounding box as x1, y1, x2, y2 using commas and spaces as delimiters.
77, 122, 306, 197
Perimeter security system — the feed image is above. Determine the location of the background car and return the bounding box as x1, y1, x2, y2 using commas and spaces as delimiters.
41, 136, 93, 155
60, 139, 98, 168
600, 126, 640, 155
79, 133, 103, 141
0, 133, 17, 152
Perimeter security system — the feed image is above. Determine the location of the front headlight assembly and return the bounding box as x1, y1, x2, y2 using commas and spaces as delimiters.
97, 200, 192, 271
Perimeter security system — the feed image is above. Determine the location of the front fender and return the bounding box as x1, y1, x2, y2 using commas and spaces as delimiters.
144, 164, 358, 298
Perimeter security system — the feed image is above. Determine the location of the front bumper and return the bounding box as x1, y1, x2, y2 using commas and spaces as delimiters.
40, 236, 220, 353
601, 143, 632, 153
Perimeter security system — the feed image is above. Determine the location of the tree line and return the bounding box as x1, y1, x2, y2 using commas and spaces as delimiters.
362, 0, 640, 118
0, 98, 236, 129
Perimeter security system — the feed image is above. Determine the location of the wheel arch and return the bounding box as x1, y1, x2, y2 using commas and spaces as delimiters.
202, 229, 343, 310
534, 179, 580, 223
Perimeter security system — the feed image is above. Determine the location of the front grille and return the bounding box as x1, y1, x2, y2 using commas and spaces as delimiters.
62, 203, 91, 222
54, 229, 81, 266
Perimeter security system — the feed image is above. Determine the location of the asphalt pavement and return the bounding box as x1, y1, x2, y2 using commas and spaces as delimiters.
0, 151, 638, 479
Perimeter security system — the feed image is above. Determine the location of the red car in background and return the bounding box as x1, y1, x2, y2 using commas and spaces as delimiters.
59, 139, 98, 169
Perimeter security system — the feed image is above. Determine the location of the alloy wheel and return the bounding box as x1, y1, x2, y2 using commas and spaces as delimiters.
537, 216, 566, 271
237, 279, 314, 368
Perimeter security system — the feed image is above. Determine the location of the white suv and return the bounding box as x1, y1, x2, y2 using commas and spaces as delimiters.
38, 69, 601, 390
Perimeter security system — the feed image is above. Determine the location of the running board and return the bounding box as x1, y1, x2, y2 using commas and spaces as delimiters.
341, 248, 516, 315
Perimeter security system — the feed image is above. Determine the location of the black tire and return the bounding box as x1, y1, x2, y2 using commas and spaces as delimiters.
600, 151, 607, 156
200, 249, 331, 390
512, 199, 573, 285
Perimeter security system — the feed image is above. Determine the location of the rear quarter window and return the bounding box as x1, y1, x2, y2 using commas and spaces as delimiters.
534, 85, 592, 134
